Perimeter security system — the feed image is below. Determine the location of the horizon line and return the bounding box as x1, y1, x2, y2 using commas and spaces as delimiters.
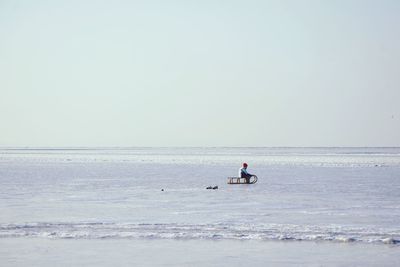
0, 146, 399, 150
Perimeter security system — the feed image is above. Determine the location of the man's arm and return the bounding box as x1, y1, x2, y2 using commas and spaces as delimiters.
243, 169, 252, 176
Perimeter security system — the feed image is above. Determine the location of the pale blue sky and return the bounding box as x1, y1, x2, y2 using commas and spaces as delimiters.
1, 0, 399, 147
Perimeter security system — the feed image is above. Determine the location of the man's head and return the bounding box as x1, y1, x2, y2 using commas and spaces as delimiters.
242, 162, 248, 168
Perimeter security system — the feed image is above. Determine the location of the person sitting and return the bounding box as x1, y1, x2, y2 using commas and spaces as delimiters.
239, 162, 254, 184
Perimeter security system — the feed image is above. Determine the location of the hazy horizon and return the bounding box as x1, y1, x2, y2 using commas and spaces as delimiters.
1, 0, 399, 147
1, 146, 399, 149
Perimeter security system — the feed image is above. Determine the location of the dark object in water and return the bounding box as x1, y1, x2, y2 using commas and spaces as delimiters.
161, 189, 164, 191
206, 186, 218, 190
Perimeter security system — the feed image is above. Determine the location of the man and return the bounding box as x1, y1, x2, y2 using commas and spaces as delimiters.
239, 162, 253, 184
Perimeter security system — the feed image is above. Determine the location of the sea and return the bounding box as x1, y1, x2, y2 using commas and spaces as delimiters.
1, 147, 399, 246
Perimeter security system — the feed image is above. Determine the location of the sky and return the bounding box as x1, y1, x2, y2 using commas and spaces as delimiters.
0, 0, 399, 147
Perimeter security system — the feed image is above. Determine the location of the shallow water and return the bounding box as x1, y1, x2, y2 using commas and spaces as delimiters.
1, 238, 400, 267
0, 147, 399, 244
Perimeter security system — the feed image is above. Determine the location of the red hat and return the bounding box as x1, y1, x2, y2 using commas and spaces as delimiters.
242, 162, 248, 167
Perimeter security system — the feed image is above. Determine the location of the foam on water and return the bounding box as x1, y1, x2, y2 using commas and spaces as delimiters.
1, 222, 399, 244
